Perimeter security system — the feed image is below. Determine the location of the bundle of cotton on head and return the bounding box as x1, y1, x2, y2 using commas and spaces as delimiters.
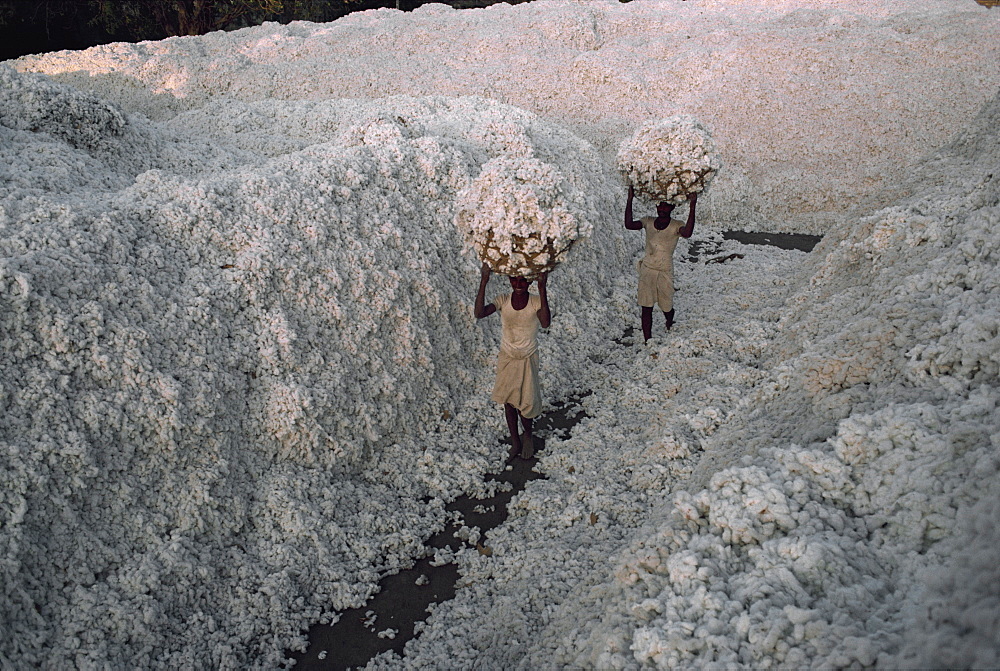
454, 156, 592, 278
617, 115, 721, 205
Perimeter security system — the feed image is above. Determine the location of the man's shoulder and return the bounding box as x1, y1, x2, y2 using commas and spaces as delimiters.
668, 218, 685, 232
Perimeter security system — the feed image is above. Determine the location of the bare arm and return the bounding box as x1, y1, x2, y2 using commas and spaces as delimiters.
624, 185, 643, 230
475, 263, 497, 319
680, 192, 697, 239
536, 272, 551, 328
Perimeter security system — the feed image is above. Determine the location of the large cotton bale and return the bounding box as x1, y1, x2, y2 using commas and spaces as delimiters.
617, 115, 721, 204
454, 156, 592, 278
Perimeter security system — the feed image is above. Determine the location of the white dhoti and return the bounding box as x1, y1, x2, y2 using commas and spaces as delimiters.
637, 259, 675, 311
637, 216, 682, 311
490, 293, 543, 419
491, 348, 542, 419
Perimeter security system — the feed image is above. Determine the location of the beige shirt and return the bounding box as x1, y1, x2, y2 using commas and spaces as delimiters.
641, 216, 683, 273
494, 293, 542, 358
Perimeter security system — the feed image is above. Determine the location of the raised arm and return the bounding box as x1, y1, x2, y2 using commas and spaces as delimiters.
536, 272, 551, 328
680, 192, 698, 238
624, 185, 643, 230
474, 263, 497, 319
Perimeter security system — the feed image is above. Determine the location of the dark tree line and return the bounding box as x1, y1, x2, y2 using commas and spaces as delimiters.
0, 0, 533, 61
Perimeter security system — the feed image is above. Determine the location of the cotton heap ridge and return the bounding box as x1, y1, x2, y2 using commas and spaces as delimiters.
617, 115, 721, 205
0, 64, 625, 669
20, 0, 995, 233
454, 156, 593, 278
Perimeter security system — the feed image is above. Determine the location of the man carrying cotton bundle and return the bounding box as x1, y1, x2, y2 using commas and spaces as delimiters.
458, 155, 588, 459
617, 115, 719, 341
474, 263, 550, 460
625, 186, 697, 341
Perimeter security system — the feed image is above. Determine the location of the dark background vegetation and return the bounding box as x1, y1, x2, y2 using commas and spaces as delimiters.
0, 0, 538, 60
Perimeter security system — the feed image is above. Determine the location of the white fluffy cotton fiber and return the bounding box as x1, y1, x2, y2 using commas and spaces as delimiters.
453, 155, 593, 278
616, 115, 721, 205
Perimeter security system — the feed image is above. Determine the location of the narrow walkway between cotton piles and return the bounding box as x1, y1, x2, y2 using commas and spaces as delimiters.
288, 231, 821, 670
289, 399, 589, 670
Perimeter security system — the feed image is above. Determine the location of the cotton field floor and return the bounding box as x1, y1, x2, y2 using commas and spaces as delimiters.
285, 232, 821, 670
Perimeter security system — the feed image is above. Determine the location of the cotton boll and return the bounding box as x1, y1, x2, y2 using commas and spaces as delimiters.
702, 467, 798, 545
616, 116, 721, 205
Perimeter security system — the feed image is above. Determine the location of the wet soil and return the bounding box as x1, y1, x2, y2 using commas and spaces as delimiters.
686, 230, 822, 262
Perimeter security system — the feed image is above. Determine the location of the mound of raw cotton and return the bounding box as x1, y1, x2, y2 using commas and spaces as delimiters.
454, 156, 593, 278
12, 0, 1000, 233
616, 115, 720, 205
0, 64, 630, 669
3, 0, 1000, 667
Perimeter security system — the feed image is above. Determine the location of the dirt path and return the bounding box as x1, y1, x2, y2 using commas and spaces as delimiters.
288, 399, 588, 670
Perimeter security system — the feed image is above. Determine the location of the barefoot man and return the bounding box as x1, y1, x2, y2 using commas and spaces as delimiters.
474, 263, 551, 460
625, 185, 697, 341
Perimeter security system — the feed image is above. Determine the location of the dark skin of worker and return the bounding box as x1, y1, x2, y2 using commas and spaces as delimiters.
625, 185, 697, 341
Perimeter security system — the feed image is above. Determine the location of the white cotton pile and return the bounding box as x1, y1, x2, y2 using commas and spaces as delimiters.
14, 0, 999, 234
616, 116, 721, 205
0, 64, 126, 150
0, 64, 629, 668
454, 156, 593, 278
3, 0, 1000, 667
0, 65, 166, 193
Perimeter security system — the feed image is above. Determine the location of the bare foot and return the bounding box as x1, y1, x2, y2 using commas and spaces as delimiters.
507, 435, 522, 460
519, 434, 534, 459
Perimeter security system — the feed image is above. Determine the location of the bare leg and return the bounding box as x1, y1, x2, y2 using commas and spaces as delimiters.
641, 306, 653, 342
664, 309, 675, 330
504, 403, 521, 459
519, 415, 534, 459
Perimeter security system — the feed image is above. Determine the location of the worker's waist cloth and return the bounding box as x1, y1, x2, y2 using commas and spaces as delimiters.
639, 256, 674, 273
499, 341, 538, 359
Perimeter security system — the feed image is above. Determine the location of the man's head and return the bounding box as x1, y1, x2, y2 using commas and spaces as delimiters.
656, 201, 675, 218
509, 275, 531, 294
